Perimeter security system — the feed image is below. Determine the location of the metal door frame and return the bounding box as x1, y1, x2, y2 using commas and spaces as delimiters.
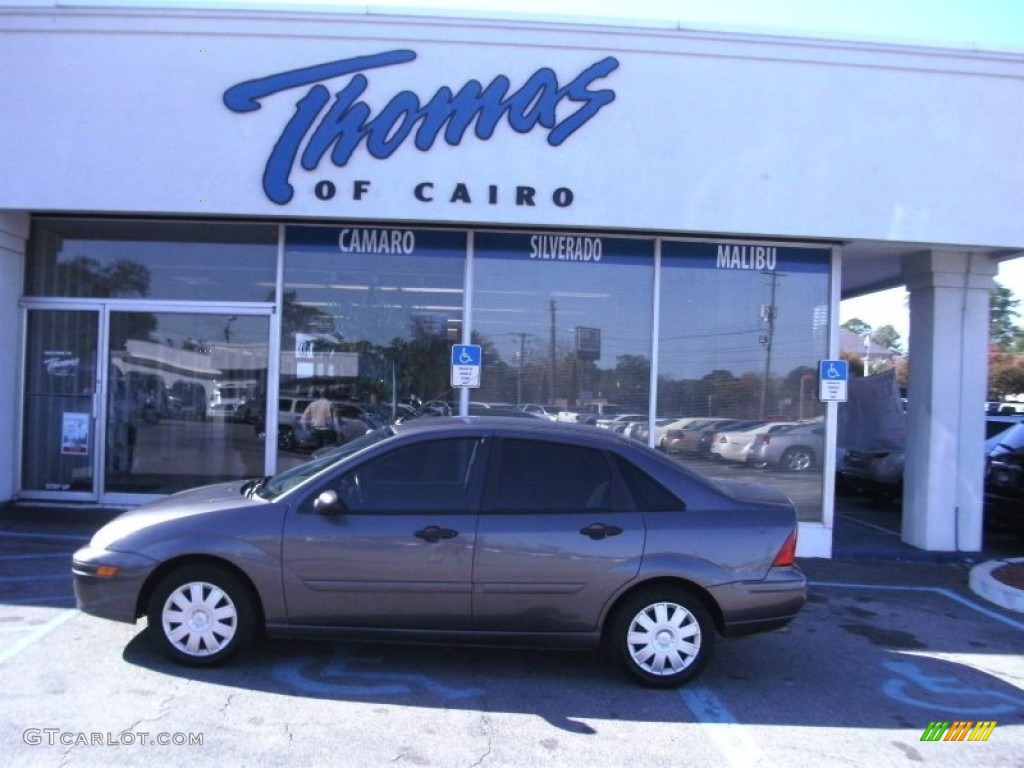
18, 298, 274, 505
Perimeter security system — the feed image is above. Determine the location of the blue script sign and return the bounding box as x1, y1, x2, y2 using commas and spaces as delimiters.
224, 50, 620, 205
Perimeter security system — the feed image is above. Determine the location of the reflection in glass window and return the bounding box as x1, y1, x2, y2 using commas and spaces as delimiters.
106, 312, 269, 494
26, 219, 278, 302
657, 241, 831, 522
473, 233, 654, 412
280, 227, 466, 424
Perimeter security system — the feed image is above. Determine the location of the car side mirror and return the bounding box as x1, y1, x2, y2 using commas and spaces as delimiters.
313, 489, 344, 515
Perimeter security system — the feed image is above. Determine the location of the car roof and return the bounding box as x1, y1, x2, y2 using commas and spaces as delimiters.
395, 415, 616, 435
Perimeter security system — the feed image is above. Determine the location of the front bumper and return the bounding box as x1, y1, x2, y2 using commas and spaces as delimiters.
72, 546, 159, 624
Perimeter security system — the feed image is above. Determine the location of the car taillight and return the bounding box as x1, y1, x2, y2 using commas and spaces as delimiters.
667, 430, 684, 439
761, 436, 771, 445
771, 529, 798, 567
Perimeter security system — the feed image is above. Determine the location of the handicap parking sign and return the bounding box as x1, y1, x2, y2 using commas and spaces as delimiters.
818, 359, 849, 402
451, 344, 482, 388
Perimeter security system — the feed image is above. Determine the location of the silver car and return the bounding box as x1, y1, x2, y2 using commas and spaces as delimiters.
748, 423, 826, 472
73, 417, 806, 689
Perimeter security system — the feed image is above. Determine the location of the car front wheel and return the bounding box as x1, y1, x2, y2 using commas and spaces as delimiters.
147, 565, 256, 666
609, 588, 715, 688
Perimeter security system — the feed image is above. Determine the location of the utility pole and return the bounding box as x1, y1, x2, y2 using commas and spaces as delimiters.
549, 299, 557, 403
759, 271, 783, 419
512, 332, 528, 406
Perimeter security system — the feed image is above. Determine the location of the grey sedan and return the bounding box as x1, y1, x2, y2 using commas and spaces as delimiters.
73, 417, 806, 688
748, 423, 826, 471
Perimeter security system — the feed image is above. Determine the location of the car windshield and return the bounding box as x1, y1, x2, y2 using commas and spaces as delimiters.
254, 426, 397, 500
988, 423, 1024, 456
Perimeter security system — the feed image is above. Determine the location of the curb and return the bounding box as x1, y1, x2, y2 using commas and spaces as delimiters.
969, 558, 1024, 614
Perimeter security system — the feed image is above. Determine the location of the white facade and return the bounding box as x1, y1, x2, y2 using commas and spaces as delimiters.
2, 5, 1022, 557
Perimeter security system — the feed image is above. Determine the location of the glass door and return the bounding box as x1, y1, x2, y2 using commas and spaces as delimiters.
22, 308, 102, 500
105, 310, 270, 499
22, 305, 272, 503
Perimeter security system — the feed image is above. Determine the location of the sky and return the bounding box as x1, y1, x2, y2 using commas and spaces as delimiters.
65, 0, 1024, 341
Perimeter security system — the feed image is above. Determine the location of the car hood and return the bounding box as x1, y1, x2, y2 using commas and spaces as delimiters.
717, 479, 793, 508
90, 480, 264, 552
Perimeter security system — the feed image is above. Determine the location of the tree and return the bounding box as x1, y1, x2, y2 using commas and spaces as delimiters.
871, 324, 903, 353
990, 281, 1022, 351
842, 318, 872, 335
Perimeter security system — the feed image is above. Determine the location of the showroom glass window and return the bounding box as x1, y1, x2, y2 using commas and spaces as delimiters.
22, 219, 277, 498
472, 232, 655, 412
26, 218, 278, 300
279, 227, 466, 468
657, 241, 831, 522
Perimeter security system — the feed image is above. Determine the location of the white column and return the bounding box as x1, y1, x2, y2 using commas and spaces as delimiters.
0, 212, 29, 502
901, 250, 996, 551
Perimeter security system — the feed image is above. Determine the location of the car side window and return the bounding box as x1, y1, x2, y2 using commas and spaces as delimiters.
334, 438, 482, 513
487, 439, 614, 512
611, 455, 685, 512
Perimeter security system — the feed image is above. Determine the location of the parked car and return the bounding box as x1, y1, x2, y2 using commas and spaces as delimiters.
710, 422, 801, 463
72, 417, 806, 689
836, 447, 904, 501
748, 423, 825, 471
655, 417, 720, 450
596, 413, 648, 431
839, 415, 1024, 502
562, 402, 630, 425
663, 419, 740, 455
694, 420, 766, 459
518, 403, 564, 421
625, 417, 674, 444
984, 422, 1024, 538
167, 381, 208, 421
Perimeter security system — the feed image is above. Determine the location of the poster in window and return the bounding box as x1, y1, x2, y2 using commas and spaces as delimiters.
61, 412, 90, 455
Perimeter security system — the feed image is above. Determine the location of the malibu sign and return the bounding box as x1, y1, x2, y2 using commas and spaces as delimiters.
224, 50, 619, 205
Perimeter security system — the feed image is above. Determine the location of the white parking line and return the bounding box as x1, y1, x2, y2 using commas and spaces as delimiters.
679, 681, 774, 768
0, 610, 77, 664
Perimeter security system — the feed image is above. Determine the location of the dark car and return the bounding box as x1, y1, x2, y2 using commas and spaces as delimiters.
72, 417, 806, 689
984, 422, 1024, 538
839, 415, 1024, 502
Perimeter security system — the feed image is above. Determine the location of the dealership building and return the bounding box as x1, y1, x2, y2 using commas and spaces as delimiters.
2, 3, 1022, 558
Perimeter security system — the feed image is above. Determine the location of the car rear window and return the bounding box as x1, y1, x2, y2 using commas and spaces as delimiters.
612, 455, 685, 512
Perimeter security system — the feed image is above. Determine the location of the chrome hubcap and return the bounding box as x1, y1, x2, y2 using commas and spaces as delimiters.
627, 601, 701, 676
162, 581, 237, 656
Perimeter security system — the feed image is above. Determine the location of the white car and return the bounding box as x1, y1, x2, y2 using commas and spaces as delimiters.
710, 422, 802, 463
596, 413, 648, 430
518, 404, 564, 421
654, 417, 722, 449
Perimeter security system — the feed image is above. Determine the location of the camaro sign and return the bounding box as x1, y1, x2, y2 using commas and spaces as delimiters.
223, 49, 620, 205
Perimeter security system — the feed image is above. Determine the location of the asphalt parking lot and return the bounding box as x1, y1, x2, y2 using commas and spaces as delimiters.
1, 508, 1021, 768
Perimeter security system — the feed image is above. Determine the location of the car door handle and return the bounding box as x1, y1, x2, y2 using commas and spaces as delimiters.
579, 523, 623, 540
415, 525, 458, 543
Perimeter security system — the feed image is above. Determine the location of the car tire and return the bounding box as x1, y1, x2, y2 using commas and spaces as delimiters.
608, 588, 715, 688
278, 427, 296, 451
147, 565, 257, 666
781, 447, 814, 472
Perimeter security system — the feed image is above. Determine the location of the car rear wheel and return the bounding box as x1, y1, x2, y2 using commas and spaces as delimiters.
781, 446, 814, 472
609, 588, 715, 688
147, 565, 256, 666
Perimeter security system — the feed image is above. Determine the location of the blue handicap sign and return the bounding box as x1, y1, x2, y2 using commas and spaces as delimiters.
451, 344, 482, 367
819, 359, 849, 382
